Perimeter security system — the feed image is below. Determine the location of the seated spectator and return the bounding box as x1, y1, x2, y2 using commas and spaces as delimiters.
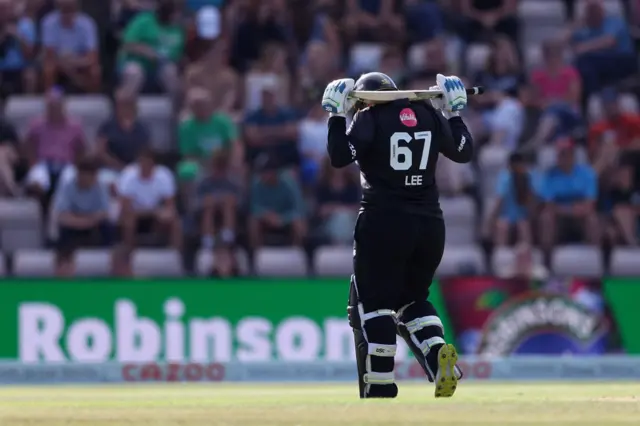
244, 82, 300, 172
315, 159, 360, 245
0, 0, 36, 96
378, 46, 408, 88
540, 139, 600, 260
41, 0, 101, 93
178, 87, 239, 181
52, 156, 114, 277
295, 40, 338, 111
473, 36, 523, 106
526, 39, 583, 148
569, 0, 637, 98
96, 89, 150, 178
16, 0, 39, 93
25, 87, 86, 204
403, 0, 445, 45
198, 151, 240, 277
485, 153, 539, 247
0, 114, 20, 196
244, 43, 290, 112
605, 160, 637, 246
115, 148, 181, 276
118, 0, 184, 96
248, 156, 306, 254
458, 0, 519, 44
342, 0, 404, 44
184, 35, 239, 115
299, 103, 328, 186
185, 5, 221, 63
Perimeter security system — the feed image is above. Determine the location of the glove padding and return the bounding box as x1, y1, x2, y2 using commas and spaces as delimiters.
430, 74, 467, 119
322, 78, 355, 117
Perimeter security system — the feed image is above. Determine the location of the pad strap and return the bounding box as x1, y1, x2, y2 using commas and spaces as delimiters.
368, 343, 396, 357
405, 315, 444, 334
363, 371, 395, 384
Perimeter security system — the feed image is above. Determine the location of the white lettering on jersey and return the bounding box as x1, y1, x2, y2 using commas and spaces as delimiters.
457, 135, 466, 152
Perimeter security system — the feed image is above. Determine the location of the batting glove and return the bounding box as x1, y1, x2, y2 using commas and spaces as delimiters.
430, 74, 467, 119
321, 78, 355, 117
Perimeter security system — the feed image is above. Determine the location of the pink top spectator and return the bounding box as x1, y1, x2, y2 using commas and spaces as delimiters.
26, 117, 85, 164
530, 66, 580, 104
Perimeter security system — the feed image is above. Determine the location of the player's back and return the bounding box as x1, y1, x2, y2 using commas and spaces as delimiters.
354, 99, 449, 217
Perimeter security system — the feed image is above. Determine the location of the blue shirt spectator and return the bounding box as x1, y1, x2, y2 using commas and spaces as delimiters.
542, 163, 597, 206
41, 10, 97, 56
250, 169, 305, 225
572, 15, 633, 54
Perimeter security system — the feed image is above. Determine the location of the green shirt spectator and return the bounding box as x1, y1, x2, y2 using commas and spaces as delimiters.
120, 11, 185, 71
179, 113, 237, 158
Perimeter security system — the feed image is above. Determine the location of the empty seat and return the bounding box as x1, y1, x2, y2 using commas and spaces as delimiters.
75, 249, 113, 277
610, 248, 640, 276
519, 0, 565, 19
492, 246, 543, 276
1, 228, 43, 252
66, 96, 111, 145
0, 255, 5, 276
0, 198, 41, 225
196, 249, 249, 276
4, 96, 45, 138
138, 96, 173, 151
441, 196, 476, 245
465, 44, 490, 74
255, 247, 307, 277
552, 245, 603, 277
314, 246, 352, 277
14, 249, 55, 277
133, 249, 183, 277
438, 245, 485, 276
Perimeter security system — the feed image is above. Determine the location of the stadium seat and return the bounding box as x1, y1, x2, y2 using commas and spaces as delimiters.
4, 96, 45, 138
314, 246, 352, 277
441, 196, 476, 245
14, 249, 55, 277
438, 244, 485, 276
132, 249, 183, 277
518, 0, 565, 20
552, 245, 603, 277
478, 145, 509, 199
576, 0, 623, 16
195, 249, 249, 276
0, 255, 5, 277
75, 249, 113, 277
492, 246, 543, 275
138, 96, 174, 152
0, 198, 41, 225
587, 94, 604, 122
465, 44, 491, 74
255, 247, 307, 277
524, 45, 542, 69
1, 228, 43, 252
619, 93, 639, 114
610, 248, 640, 276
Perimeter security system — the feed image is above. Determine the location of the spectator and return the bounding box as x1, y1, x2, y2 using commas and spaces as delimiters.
295, 40, 338, 111
185, 5, 221, 63
315, 159, 360, 245
299, 103, 328, 186
0, 113, 20, 196
605, 160, 637, 246
96, 89, 150, 176
342, 0, 404, 44
52, 156, 114, 277
404, 0, 445, 45
485, 153, 539, 247
244, 82, 300, 172
118, 0, 184, 96
248, 156, 307, 254
524, 39, 583, 150
229, 0, 294, 73
41, 0, 101, 93
179, 87, 238, 177
540, 139, 600, 260
115, 148, 181, 276
458, 0, 519, 44
569, 0, 636, 98
198, 151, 240, 277
0, 0, 35, 96
474, 36, 523, 99
16, 0, 40, 93
24, 87, 86, 202
244, 43, 290, 112
378, 46, 408, 88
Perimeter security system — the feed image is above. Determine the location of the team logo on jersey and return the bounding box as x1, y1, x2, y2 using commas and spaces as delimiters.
399, 108, 417, 127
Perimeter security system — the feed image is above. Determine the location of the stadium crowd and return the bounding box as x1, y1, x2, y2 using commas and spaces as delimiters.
0, 0, 639, 278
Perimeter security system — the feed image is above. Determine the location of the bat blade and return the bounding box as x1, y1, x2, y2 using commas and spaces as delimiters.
349, 90, 437, 102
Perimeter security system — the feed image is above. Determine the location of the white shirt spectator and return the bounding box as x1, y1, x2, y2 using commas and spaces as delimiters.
117, 164, 176, 211
490, 97, 524, 151
299, 117, 328, 160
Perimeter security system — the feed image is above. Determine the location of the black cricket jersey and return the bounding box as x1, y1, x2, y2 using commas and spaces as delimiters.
326, 99, 474, 218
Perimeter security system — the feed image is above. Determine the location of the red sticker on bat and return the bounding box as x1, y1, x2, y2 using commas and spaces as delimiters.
399, 108, 417, 127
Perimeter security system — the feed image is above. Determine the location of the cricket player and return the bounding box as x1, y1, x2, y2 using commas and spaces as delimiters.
321, 72, 473, 399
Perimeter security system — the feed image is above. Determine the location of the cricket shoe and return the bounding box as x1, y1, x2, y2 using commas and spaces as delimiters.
434, 344, 459, 398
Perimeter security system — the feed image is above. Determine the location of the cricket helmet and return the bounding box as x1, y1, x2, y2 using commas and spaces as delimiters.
354, 72, 398, 92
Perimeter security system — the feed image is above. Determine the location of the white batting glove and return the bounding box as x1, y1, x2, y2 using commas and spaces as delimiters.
430, 74, 467, 119
321, 78, 355, 117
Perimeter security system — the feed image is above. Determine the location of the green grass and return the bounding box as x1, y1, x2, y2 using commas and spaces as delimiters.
0, 382, 639, 425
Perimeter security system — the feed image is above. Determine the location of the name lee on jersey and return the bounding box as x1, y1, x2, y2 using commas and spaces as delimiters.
405, 175, 423, 186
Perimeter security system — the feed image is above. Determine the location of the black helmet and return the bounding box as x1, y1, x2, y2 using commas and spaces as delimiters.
354, 72, 398, 92
353, 72, 398, 111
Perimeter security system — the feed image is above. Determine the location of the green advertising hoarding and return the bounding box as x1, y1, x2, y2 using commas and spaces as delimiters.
604, 278, 640, 354
0, 279, 452, 363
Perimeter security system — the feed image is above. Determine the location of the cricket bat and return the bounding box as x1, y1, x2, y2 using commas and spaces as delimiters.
349, 86, 485, 103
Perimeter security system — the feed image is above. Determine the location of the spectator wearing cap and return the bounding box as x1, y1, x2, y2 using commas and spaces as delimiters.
52, 155, 114, 276
118, 0, 184, 96
244, 80, 300, 172
248, 156, 307, 261
484, 153, 540, 247
569, 0, 636, 98
24, 88, 87, 206
41, 0, 101, 92
540, 139, 600, 261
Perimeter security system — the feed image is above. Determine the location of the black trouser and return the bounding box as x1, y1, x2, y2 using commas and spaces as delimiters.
352, 209, 446, 313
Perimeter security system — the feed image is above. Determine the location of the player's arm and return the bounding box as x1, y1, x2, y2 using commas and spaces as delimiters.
326, 108, 374, 168
436, 113, 474, 164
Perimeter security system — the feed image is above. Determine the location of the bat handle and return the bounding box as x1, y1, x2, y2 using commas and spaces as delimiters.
436, 86, 485, 97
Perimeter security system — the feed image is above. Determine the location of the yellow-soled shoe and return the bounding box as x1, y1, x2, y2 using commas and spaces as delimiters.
434, 344, 459, 398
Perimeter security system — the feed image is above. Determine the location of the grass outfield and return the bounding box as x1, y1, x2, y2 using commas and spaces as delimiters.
0, 382, 639, 425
